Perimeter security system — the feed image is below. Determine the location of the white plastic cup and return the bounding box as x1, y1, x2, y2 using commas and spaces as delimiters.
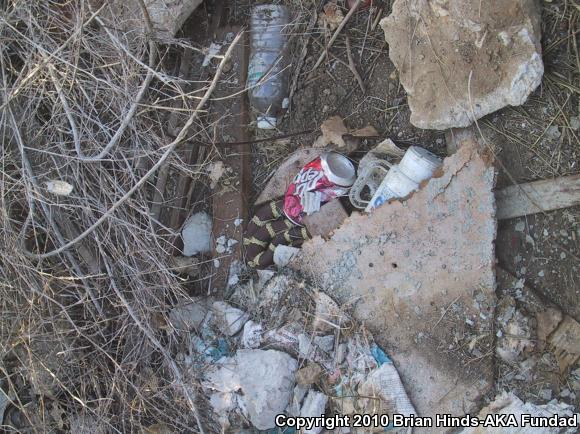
398, 146, 442, 184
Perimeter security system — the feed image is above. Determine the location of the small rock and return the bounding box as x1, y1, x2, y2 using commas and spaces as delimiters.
296, 363, 323, 386
287, 384, 309, 417
560, 252, 567, 259
314, 335, 335, 353
182, 212, 212, 256
539, 388, 552, 400
273, 245, 301, 268
515, 220, 526, 232
241, 321, 263, 349
300, 391, 328, 434
380, 0, 543, 129
538, 270, 544, 277
570, 116, 580, 131
169, 299, 210, 332
546, 125, 561, 140
211, 302, 249, 336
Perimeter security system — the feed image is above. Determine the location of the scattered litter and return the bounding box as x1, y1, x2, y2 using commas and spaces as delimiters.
46, 180, 74, 196
182, 212, 212, 256
299, 390, 328, 434
362, 145, 442, 211
211, 301, 249, 336
284, 151, 355, 225
204, 349, 298, 430
234, 218, 243, 226
202, 42, 222, 67
248, 5, 290, 129
459, 391, 578, 434
242, 320, 263, 349
357, 362, 417, 417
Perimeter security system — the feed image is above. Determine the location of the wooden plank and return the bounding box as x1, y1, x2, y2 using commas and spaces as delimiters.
496, 174, 580, 220
210, 26, 250, 290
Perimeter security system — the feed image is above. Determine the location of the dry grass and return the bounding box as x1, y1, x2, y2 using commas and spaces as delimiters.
0, 1, 226, 432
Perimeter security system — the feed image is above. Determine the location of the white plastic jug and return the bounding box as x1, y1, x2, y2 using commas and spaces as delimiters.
364, 146, 442, 212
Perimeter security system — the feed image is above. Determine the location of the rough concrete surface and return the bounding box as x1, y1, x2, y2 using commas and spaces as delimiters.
293, 140, 497, 417
95, 0, 203, 39
381, 0, 543, 129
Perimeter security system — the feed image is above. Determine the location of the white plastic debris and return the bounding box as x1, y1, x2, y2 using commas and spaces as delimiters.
202, 42, 223, 67
211, 301, 249, 336
241, 320, 263, 349
273, 245, 301, 268
204, 349, 298, 430
46, 180, 73, 196
182, 212, 212, 256
357, 362, 417, 417
299, 390, 328, 434
459, 391, 578, 434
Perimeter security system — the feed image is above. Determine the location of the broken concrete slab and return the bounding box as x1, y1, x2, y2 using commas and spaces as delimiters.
94, 0, 203, 40
293, 140, 497, 416
381, 0, 543, 130
303, 200, 349, 239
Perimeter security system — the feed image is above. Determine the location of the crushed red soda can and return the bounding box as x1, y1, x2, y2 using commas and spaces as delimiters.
283, 151, 356, 225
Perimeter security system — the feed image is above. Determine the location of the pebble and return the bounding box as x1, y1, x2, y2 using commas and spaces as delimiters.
560, 252, 566, 260
538, 270, 544, 277
539, 389, 552, 400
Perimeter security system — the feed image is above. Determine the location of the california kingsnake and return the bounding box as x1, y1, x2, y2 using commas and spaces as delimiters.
244, 199, 310, 268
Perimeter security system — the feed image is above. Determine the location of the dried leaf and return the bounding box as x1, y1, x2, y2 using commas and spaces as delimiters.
350, 125, 379, 137
313, 116, 349, 148
319, 1, 344, 31
372, 138, 405, 157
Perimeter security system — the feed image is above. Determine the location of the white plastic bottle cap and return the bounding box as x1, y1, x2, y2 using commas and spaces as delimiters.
257, 116, 278, 129
321, 151, 356, 187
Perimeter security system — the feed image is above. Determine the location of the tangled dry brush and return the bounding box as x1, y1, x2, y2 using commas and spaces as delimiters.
0, 1, 221, 432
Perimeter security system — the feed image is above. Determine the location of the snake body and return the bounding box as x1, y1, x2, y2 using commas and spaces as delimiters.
244, 199, 310, 268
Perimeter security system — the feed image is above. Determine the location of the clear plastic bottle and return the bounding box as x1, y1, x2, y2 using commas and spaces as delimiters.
248, 5, 291, 129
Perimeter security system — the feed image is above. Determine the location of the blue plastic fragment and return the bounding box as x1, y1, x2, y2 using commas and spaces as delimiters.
370, 343, 391, 366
